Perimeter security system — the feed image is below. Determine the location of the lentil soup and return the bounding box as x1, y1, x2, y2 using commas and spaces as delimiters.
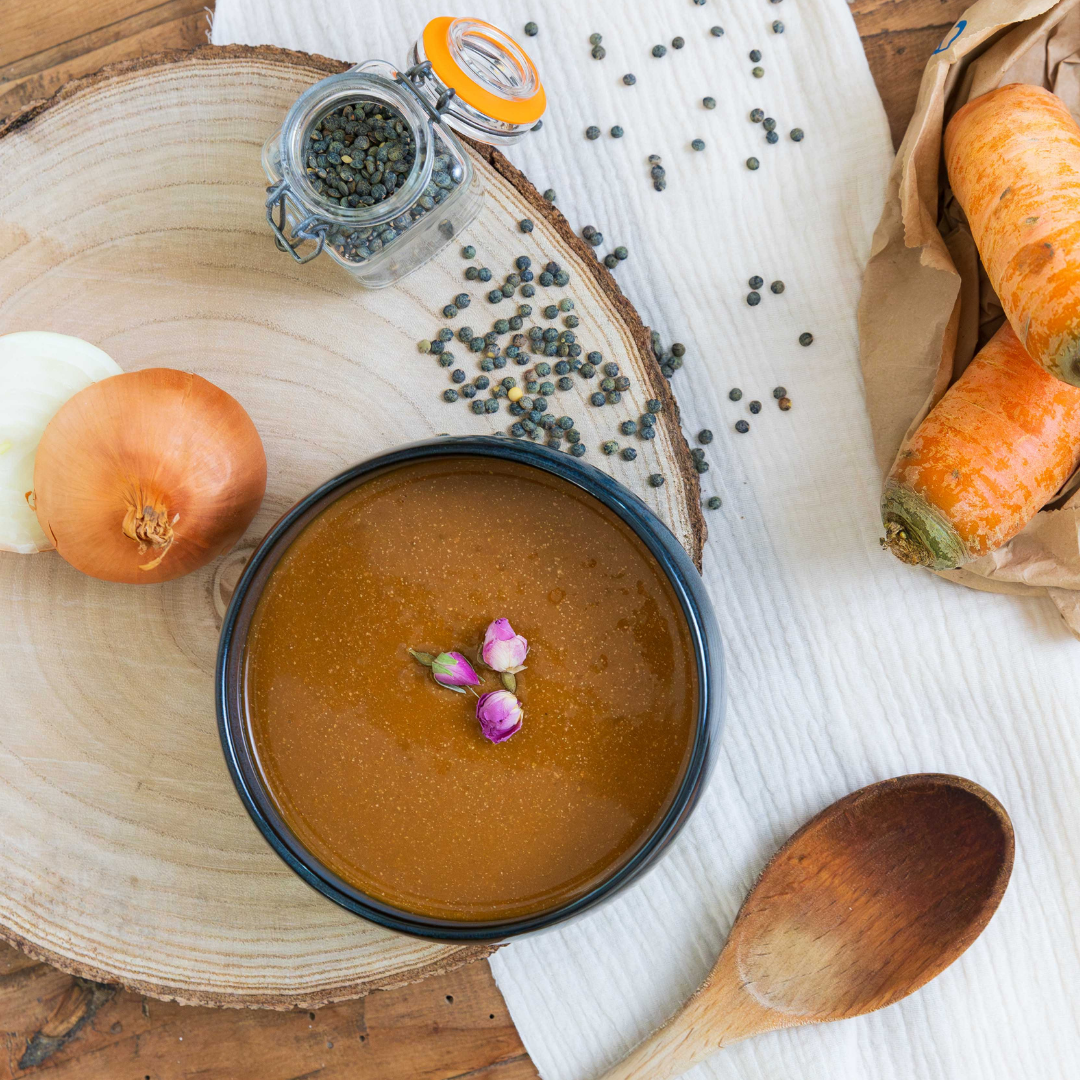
244, 456, 697, 922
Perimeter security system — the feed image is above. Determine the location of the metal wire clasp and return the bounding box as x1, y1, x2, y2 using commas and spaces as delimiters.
395, 61, 457, 125
265, 179, 328, 264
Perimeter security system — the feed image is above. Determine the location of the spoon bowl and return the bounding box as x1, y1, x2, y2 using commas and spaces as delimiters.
601, 774, 1013, 1080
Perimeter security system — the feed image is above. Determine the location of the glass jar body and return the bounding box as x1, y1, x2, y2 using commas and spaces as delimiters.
262, 61, 483, 289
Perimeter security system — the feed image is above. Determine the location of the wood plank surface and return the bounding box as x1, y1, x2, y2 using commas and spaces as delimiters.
0, 0, 960, 1076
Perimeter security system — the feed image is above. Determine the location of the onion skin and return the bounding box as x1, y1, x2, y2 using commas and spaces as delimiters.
33, 368, 267, 584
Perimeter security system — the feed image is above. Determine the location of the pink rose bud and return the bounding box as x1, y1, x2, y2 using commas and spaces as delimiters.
430, 651, 481, 692
482, 618, 529, 673
475, 690, 524, 743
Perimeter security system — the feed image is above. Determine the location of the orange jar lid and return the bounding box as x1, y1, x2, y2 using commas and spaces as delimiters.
422, 17, 546, 126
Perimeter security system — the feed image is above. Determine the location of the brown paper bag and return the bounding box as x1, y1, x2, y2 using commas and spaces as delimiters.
859, 0, 1080, 638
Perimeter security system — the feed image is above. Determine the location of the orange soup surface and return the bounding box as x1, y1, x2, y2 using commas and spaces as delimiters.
244, 456, 697, 921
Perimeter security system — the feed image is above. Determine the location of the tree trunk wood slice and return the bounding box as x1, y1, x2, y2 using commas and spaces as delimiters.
0, 45, 703, 1009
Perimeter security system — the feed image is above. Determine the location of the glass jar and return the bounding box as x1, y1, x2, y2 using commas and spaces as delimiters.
263, 17, 545, 289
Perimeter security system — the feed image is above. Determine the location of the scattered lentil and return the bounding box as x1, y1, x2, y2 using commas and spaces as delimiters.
707, 496, 722, 509
778, 396, 792, 411
461, 245, 475, 259
524, 21, 538, 36
766, 131, 779, 144
698, 429, 713, 443
556, 376, 572, 391
471, 399, 486, 414
710, 25, 724, 36
703, 96, 716, 109
485, 398, 500, 414
646, 399, 662, 413
591, 45, 607, 60
604, 254, 618, 268
749, 400, 761, 414
752, 67, 764, 78
772, 386, 787, 399
465, 266, 479, 280
519, 219, 534, 232
695, 460, 710, 474
590, 392, 606, 406
437, 329, 453, 342
586, 126, 601, 140
652, 44, 667, 57
478, 267, 492, 282
772, 20, 784, 33
763, 117, 776, 132
672, 36, 685, 49
640, 425, 656, 440
692, 138, 706, 151
620, 420, 638, 436
623, 73, 637, 85
750, 109, 764, 123
521, 283, 536, 297
799, 332, 814, 346
749, 49, 762, 62
790, 128, 804, 142
554, 270, 570, 286
747, 157, 760, 170
640, 413, 655, 427
417, 339, 432, 353
770, 280, 785, 294
648, 474, 665, 488
543, 188, 556, 202
610, 125, 624, 138
728, 387, 743, 401
570, 444, 587, 457
531, 120, 543, 131
603, 440, 620, 455
690, 448, 706, 462
747, 291, 761, 306
443, 389, 459, 403
735, 419, 749, 433
589, 32, 603, 45
621, 447, 638, 461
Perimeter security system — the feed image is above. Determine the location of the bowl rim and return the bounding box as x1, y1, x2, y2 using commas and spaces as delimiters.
216, 435, 724, 941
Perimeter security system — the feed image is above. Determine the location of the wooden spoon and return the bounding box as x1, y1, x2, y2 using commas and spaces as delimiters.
601, 774, 1013, 1080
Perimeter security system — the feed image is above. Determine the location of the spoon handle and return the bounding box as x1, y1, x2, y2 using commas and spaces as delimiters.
598, 956, 775, 1080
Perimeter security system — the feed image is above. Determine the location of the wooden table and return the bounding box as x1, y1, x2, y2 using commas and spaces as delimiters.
0, 1, 967, 1076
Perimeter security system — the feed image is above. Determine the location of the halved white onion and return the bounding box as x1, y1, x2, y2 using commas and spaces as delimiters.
0, 332, 122, 553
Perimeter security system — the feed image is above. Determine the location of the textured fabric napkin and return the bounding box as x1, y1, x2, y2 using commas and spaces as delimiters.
212, 3, 1080, 1077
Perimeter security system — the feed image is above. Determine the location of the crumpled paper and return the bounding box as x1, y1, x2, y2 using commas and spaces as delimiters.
859, 0, 1080, 637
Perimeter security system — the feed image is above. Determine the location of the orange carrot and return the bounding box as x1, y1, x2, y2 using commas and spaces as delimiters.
881, 321, 1080, 569
945, 83, 1080, 387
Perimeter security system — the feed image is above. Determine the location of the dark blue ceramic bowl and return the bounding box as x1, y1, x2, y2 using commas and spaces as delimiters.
217, 436, 724, 941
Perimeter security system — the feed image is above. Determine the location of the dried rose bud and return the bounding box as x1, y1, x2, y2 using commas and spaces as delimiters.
475, 689, 523, 743
481, 618, 529, 673
430, 651, 481, 692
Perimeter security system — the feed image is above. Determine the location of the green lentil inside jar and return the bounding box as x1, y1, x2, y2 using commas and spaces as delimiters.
304, 98, 467, 267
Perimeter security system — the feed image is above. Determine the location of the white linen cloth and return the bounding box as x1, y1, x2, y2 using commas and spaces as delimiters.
212, 3, 1080, 1077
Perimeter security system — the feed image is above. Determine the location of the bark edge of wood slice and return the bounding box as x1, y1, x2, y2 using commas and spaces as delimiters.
0, 45, 703, 1009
